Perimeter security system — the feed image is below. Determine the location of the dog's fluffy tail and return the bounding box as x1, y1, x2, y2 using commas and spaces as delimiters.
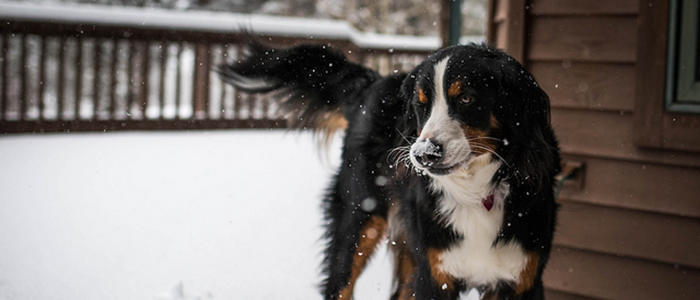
218, 42, 380, 140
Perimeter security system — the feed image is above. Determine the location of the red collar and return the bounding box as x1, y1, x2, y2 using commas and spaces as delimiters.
482, 194, 495, 211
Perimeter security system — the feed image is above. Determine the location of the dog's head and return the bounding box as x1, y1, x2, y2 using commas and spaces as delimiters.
400, 44, 557, 182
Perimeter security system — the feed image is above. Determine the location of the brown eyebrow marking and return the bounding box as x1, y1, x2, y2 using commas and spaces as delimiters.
418, 88, 428, 103
489, 114, 500, 129
447, 80, 462, 98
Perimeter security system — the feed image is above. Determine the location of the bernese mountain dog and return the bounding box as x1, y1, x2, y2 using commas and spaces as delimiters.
219, 42, 560, 300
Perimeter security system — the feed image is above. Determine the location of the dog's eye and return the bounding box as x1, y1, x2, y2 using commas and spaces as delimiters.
461, 96, 474, 105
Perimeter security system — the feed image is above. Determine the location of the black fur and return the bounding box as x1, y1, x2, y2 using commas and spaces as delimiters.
220, 42, 560, 300
218, 42, 379, 131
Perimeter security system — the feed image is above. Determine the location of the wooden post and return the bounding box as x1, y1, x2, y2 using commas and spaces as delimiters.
440, 0, 462, 48
504, 0, 527, 64
19, 35, 27, 121
0, 33, 7, 121
93, 38, 101, 120
57, 37, 65, 121
75, 38, 82, 120
193, 43, 210, 120
220, 44, 228, 119
109, 38, 118, 119
140, 41, 150, 119
484, 0, 527, 63
38, 36, 46, 121
233, 45, 243, 120
439, 0, 450, 47
485, 0, 496, 46
175, 42, 183, 120
126, 40, 135, 119
158, 41, 167, 120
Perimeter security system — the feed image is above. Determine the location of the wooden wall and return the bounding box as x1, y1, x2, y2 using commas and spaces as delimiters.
488, 0, 700, 299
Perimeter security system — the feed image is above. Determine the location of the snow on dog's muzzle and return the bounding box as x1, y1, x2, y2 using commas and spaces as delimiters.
411, 139, 443, 167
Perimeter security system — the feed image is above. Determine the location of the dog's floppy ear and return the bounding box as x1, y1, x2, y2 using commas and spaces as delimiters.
494, 61, 550, 133
399, 69, 417, 105
398, 69, 418, 136
495, 59, 560, 190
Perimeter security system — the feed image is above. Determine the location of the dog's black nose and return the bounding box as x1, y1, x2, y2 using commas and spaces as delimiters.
419, 151, 442, 166
412, 140, 443, 166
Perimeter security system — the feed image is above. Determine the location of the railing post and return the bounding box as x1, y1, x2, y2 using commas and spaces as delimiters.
19, 34, 27, 121
233, 45, 242, 120
93, 37, 101, 120
174, 42, 183, 120
440, 0, 462, 48
1, 33, 8, 121
193, 43, 210, 119
109, 38, 118, 120
57, 37, 65, 121
220, 44, 229, 119
140, 41, 149, 119
158, 41, 167, 120
38, 35, 46, 121
75, 38, 82, 120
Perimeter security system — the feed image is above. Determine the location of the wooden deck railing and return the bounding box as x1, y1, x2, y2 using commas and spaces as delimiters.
0, 3, 437, 134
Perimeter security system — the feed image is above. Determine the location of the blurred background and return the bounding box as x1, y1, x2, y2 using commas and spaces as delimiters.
0, 0, 699, 299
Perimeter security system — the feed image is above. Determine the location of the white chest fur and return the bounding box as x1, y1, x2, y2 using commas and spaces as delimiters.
431, 155, 528, 287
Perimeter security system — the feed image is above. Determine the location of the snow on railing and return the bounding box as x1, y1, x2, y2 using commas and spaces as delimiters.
0, 2, 487, 51
0, 2, 481, 133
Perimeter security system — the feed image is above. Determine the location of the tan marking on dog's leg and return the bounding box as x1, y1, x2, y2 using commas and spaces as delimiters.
514, 252, 540, 295
337, 216, 387, 299
391, 242, 417, 300
427, 248, 455, 292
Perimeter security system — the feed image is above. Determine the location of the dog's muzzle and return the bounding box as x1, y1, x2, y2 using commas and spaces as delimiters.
411, 139, 444, 167
410, 138, 471, 175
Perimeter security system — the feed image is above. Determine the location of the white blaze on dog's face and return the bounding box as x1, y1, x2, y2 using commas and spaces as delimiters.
408, 54, 502, 176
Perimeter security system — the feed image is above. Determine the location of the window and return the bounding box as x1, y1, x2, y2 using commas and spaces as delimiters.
666, 0, 700, 113
635, 0, 700, 152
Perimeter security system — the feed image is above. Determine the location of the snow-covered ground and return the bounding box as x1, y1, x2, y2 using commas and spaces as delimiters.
0, 130, 396, 300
